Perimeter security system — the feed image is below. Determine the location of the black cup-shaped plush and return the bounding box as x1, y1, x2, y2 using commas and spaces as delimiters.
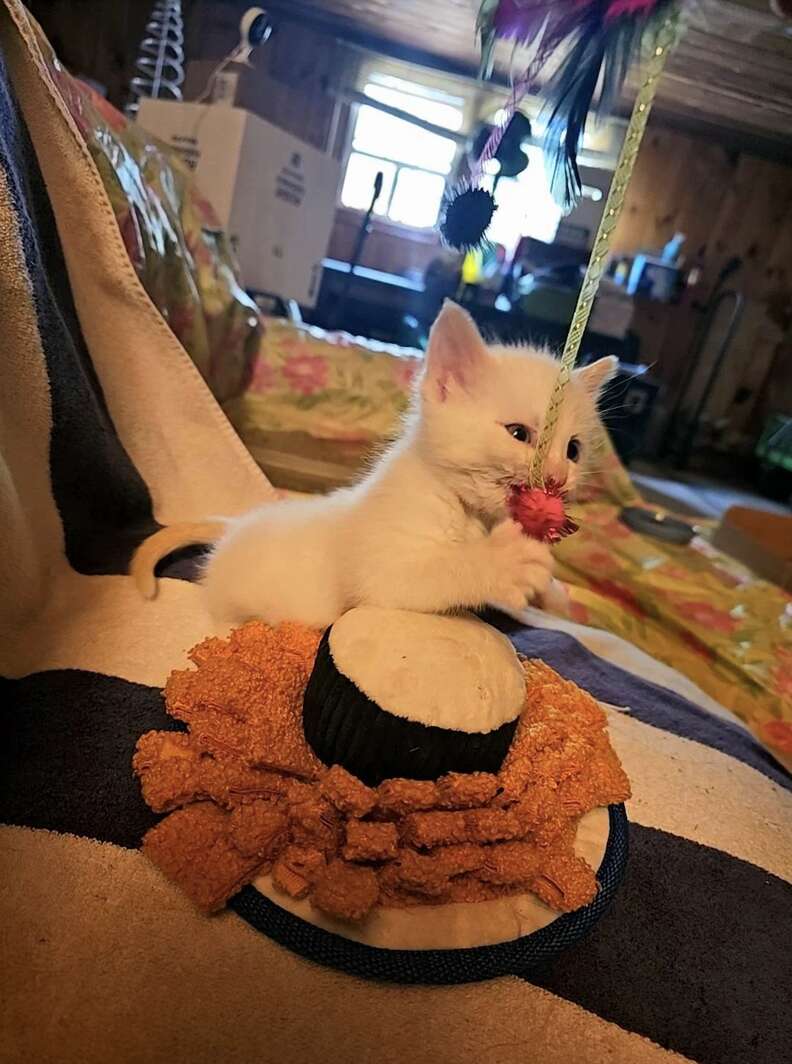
302, 609, 526, 787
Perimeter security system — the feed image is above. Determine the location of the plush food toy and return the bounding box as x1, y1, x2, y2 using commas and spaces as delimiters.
135, 612, 630, 979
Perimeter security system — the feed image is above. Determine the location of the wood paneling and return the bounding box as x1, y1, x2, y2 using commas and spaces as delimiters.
611, 132, 792, 300
328, 209, 441, 278
260, 0, 792, 156
610, 127, 792, 444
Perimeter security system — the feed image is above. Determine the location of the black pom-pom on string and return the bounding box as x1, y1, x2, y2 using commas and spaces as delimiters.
439, 187, 497, 251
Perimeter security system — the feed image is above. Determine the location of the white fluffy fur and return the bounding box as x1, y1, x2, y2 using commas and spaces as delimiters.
202, 303, 615, 625
136, 301, 616, 626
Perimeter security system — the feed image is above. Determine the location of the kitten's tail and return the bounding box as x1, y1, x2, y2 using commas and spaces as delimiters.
130, 520, 226, 600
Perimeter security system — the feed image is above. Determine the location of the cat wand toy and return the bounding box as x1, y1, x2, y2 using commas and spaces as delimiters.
445, 3, 682, 540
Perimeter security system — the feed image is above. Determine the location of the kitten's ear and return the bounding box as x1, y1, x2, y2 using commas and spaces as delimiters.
574, 356, 618, 399
422, 300, 489, 402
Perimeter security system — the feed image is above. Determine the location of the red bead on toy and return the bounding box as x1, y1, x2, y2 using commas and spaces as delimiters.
508, 481, 579, 544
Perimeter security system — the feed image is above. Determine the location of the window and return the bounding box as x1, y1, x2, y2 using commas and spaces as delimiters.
340, 73, 465, 230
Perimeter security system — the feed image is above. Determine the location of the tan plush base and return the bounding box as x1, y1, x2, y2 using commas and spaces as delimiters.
253, 806, 609, 950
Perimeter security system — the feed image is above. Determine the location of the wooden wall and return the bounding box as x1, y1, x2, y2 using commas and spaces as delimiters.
27, 0, 199, 107
612, 128, 792, 304
609, 127, 792, 446
328, 210, 441, 278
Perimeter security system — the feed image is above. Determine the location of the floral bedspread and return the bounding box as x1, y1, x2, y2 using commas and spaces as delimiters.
555, 445, 792, 766
225, 317, 421, 445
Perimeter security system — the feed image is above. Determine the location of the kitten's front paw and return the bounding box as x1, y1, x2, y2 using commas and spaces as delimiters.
484, 520, 554, 610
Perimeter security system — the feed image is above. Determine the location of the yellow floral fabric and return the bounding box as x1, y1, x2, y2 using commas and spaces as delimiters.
557, 431, 792, 768
225, 318, 421, 444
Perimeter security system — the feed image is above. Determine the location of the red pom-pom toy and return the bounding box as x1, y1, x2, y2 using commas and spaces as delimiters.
508, 481, 579, 544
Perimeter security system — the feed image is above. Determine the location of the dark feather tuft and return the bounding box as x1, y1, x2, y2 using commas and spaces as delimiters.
439, 187, 497, 251
539, 0, 677, 208
544, 32, 606, 209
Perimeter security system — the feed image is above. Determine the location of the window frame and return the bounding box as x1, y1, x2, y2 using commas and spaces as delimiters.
338, 61, 473, 234
336, 59, 619, 247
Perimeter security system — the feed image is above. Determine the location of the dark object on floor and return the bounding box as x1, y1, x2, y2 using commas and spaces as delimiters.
619, 506, 695, 544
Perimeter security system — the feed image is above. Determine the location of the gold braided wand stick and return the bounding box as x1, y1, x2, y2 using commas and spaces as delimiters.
530, 13, 680, 486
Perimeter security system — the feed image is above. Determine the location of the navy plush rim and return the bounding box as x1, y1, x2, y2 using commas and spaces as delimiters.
230, 803, 628, 984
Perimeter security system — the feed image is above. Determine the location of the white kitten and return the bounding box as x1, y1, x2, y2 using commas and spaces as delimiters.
131, 301, 615, 627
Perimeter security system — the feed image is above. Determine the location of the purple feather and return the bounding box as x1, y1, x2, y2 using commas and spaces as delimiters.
492, 0, 558, 41
472, 0, 678, 212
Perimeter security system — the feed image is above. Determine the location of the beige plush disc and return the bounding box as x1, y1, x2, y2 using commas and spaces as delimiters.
253, 806, 609, 950
328, 608, 526, 733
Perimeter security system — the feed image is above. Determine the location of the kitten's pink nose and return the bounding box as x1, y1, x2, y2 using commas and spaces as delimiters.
544, 459, 568, 487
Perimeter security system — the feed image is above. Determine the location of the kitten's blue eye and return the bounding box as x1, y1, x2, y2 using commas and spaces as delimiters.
505, 423, 531, 443
567, 437, 581, 462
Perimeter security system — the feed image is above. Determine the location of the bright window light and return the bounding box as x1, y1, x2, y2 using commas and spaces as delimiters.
352, 104, 458, 172
388, 168, 447, 228
482, 146, 563, 251
340, 74, 465, 229
340, 153, 396, 215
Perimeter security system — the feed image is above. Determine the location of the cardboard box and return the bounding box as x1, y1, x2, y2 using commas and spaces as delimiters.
136, 100, 341, 306
712, 506, 792, 591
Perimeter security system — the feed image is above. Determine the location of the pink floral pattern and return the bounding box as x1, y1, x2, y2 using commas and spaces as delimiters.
282, 353, 329, 396
759, 720, 792, 754
669, 600, 739, 634
583, 548, 615, 572
588, 578, 647, 619
551, 429, 792, 755
771, 662, 792, 699
661, 563, 695, 583
250, 359, 278, 393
